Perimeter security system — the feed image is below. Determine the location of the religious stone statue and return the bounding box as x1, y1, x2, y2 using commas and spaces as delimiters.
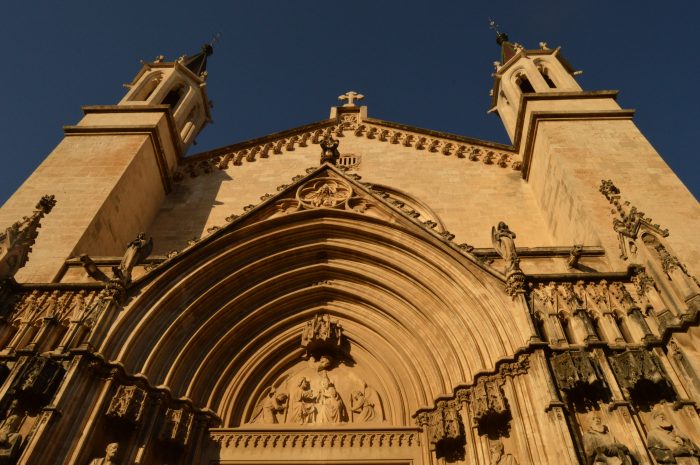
583, 414, 634, 465
89, 442, 119, 465
350, 382, 383, 423
647, 410, 700, 464
316, 375, 346, 424
250, 388, 288, 424
320, 135, 340, 164
0, 402, 22, 465
112, 233, 153, 283
489, 440, 518, 465
288, 377, 316, 424
491, 222, 519, 273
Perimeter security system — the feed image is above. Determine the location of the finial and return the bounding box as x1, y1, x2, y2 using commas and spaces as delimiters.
539, 41, 549, 50
488, 18, 509, 45
210, 32, 222, 48
338, 91, 364, 107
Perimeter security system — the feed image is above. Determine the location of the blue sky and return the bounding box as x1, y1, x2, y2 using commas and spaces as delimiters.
1, 1, 698, 205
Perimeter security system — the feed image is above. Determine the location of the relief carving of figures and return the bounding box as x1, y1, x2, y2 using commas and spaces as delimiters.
350, 382, 383, 423
316, 373, 347, 424
0, 401, 22, 465
289, 377, 316, 424
111, 232, 153, 284
647, 410, 700, 464
88, 442, 119, 465
489, 440, 519, 465
105, 385, 146, 425
583, 415, 634, 465
250, 388, 288, 424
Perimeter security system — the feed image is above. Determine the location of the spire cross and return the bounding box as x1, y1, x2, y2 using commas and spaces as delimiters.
488, 18, 501, 35
338, 91, 364, 107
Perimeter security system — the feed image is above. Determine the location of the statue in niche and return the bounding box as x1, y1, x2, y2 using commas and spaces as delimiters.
316, 373, 347, 423
319, 134, 340, 164
647, 410, 700, 464
0, 401, 22, 465
583, 414, 634, 465
250, 388, 288, 424
88, 442, 119, 465
289, 377, 316, 424
112, 232, 153, 283
350, 382, 383, 423
489, 440, 518, 465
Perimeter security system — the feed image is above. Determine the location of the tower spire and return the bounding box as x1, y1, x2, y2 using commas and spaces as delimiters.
182, 33, 220, 77
488, 19, 519, 64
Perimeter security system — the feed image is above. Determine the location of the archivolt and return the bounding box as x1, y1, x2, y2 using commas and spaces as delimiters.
101, 209, 529, 425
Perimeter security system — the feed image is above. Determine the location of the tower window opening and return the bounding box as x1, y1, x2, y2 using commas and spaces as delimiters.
538, 67, 557, 88
516, 74, 535, 93
130, 72, 163, 101
161, 85, 186, 110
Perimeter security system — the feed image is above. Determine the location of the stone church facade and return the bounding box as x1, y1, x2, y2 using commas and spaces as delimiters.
0, 34, 699, 465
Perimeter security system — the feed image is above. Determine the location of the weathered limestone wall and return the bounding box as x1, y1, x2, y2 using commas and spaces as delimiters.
0, 134, 157, 282
527, 114, 700, 274
149, 134, 553, 254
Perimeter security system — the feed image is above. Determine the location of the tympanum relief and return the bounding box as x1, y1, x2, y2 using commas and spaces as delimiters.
247, 313, 385, 426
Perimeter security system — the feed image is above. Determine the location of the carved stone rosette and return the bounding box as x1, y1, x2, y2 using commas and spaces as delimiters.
608, 350, 672, 403
106, 385, 147, 426
551, 351, 607, 400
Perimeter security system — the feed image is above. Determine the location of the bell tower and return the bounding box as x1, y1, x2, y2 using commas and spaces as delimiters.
488, 24, 700, 274
0, 44, 214, 282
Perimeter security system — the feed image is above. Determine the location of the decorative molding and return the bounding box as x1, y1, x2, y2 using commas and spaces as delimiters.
173, 118, 521, 180
209, 428, 421, 449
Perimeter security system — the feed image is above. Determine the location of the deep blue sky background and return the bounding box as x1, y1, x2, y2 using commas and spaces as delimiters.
1, 1, 698, 205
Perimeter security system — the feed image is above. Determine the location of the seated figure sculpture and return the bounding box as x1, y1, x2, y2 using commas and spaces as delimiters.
583, 414, 634, 465
647, 410, 700, 464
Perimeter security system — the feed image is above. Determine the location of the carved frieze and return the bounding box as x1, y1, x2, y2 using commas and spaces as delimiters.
12, 356, 64, 404
105, 385, 147, 425
418, 401, 463, 445
159, 407, 193, 447
211, 429, 420, 449
472, 377, 510, 432
608, 350, 671, 402
551, 351, 606, 397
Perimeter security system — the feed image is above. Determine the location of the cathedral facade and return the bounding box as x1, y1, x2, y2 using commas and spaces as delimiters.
0, 35, 699, 465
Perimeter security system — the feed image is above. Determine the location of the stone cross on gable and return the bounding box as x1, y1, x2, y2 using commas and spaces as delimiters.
338, 91, 364, 107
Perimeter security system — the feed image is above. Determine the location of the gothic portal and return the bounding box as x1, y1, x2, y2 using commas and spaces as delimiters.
0, 33, 699, 465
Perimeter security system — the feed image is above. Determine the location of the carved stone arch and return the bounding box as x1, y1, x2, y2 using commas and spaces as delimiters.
102, 209, 531, 427
129, 71, 164, 101
370, 184, 447, 233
